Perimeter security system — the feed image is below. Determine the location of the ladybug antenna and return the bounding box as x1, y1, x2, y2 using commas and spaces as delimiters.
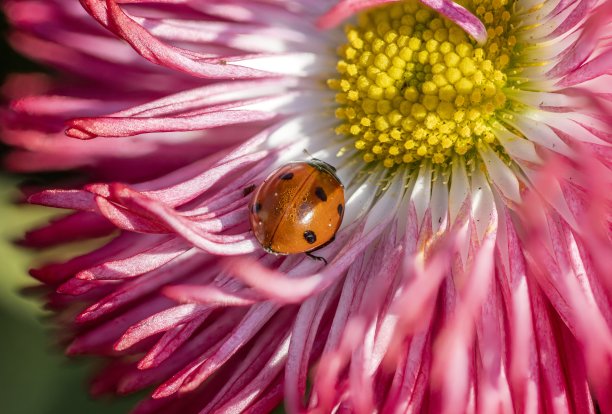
303, 149, 338, 174
303, 148, 323, 164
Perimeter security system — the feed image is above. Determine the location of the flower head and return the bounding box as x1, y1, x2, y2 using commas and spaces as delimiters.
2, 0, 612, 413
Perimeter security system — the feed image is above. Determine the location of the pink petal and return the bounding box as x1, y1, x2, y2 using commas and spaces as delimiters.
77, 237, 190, 280
318, 0, 487, 44
162, 284, 260, 306
137, 312, 210, 369
66, 110, 275, 139
114, 303, 209, 351
152, 303, 278, 398
225, 220, 391, 303
285, 284, 341, 413
21, 211, 114, 247
118, 308, 247, 394
76, 250, 213, 322
81, 0, 276, 79
204, 316, 293, 413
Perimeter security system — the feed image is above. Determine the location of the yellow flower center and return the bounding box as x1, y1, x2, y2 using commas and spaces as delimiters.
329, 0, 515, 168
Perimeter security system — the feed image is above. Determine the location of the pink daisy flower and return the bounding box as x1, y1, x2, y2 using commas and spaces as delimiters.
2, 0, 612, 413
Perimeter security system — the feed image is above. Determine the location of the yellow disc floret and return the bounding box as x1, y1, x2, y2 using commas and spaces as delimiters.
329, 0, 515, 167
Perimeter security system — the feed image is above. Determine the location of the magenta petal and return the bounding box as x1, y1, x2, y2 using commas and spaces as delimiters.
557, 49, 612, 87
67, 295, 173, 355
95, 196, 172, 234
99, 184, 258, 255
318, 0, 487, 44
21, 211, 114, 248
318, 0, 399, 29
285, 284, 340, 413
29, 233, 138, 284
4, 0, 612, 413
201, 312, 295, 413
381, 332, 431, 414
66, 110, 276, 139
497, 210, 540, 413
77, 237, 189, 280
137, 313, 210, 370
76, 251, 213, 323
152, 303, 278, 398
114, 304, 208, 351
226, 378, 284, 414
162, 284, 260, 306
143, 149, 271, 207
548, 2, 612, 79
80, 0, 276, 79
28, 189, 97, 211
225, 221, 391, 303
418, 0, 487, 44
117, 308, 247, 395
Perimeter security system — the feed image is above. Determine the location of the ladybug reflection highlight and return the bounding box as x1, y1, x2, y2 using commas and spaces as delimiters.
248, 160, 345, 262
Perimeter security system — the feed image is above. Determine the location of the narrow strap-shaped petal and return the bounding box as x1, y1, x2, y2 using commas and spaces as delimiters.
201, 312, 294, 412
310, 254, 369, 412
527, 284, 573, 413
68, 295, 174, 355
152, 302, 278, 398
76, 250, 212, 322
137, 312, 210, 370
496, 208, 541, 414
162, 283, 261, 306
381, 331, 432, 414
21, 211, 114, 247
556, 48, 612, 87
114, 303, 210, 351
117, 308, 247, 394
28, 189, 98, 211
77, 237, 190, 280
66, 109, 276, 139
98, 184, 258, 255
474, 280, 514, 414
285, 283, 340, 413
226, 221, 385, 303
79, 0, 276, 79
29, 233, 141, 284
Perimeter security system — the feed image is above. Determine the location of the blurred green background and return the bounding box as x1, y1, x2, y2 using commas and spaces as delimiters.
0, 9, 137, 414
0, 178, 138, 414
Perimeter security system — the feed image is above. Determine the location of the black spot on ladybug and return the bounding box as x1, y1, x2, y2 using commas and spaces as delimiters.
337, 204, 343, 216
315, 186, 327, 202
280, 172, 294, 180
252, 203, 262, 213
303, 230, 317, 244
243, 184, 256, 197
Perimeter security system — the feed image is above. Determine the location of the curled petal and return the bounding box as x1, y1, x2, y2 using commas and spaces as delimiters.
318, 0, 487, 44
80, 0, 276, 79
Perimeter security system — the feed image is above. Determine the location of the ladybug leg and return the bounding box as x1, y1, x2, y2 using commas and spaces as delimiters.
306, 252, 328, 265
242, 184, 256, 197
305, 235, 335, 265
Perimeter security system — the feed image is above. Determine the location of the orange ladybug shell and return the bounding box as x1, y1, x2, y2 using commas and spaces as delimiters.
249, 161, 345, 255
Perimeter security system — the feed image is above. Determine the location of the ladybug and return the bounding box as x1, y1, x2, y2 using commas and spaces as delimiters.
248, 160, 345, 263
